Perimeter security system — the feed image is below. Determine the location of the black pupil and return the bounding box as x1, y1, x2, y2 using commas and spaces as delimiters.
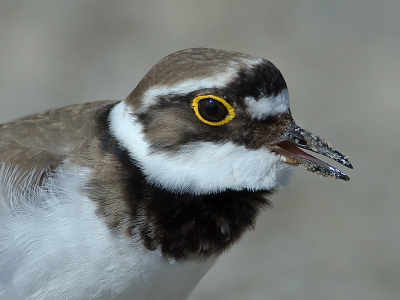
198, 99, 228, 122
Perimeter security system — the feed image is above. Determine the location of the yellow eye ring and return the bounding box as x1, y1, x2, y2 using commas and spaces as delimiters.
192, 95, 236, 126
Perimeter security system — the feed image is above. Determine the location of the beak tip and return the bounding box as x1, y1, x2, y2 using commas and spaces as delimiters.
342, 174, 350, 181
329, 167, 350, 181
341, 155, 353, 169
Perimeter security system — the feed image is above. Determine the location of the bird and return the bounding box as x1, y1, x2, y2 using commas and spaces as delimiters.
0, 48, 352, 300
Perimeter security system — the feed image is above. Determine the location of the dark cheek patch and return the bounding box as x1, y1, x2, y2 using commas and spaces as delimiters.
200, 111, 294, 150
138, 107, 200, 150
138, 103, 293, 154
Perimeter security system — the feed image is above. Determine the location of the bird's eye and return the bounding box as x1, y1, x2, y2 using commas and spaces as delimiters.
192, 95, 235, 126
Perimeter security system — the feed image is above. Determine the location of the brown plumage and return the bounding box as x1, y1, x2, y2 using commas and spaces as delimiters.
0, 48, 352, 300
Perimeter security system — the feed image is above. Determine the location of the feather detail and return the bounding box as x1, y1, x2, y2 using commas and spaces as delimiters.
0, 163, 215, 300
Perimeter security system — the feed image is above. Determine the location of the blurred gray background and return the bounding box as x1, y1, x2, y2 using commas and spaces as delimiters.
1, 1, 399, 299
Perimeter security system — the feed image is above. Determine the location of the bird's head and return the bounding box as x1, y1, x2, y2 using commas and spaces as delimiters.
109, 48, 352, 195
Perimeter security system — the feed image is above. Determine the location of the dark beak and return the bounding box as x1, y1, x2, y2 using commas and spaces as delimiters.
269, 124, 353, 181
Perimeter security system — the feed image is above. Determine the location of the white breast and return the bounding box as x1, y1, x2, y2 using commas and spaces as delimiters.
0, 163, 216, 300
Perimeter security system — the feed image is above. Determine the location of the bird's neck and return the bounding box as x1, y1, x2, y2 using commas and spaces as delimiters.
94, 105, 273, 261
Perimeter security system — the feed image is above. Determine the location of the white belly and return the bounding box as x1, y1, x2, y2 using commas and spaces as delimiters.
0, 164, 216, 300
112, 256, 216, 300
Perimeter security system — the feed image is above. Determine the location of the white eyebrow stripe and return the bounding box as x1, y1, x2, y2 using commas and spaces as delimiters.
245, 89, 290, 120
139, 57, 265, 109
140, 67, 238, 109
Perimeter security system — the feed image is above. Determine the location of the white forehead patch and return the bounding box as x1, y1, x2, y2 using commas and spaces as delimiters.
245, 89, 290, 120
109, 102, 293, 195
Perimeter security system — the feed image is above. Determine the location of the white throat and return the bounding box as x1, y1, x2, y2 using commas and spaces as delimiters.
109, 101, 293, 195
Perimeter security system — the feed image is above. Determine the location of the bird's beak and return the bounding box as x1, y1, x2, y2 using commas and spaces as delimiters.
269, 124, 353, 181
